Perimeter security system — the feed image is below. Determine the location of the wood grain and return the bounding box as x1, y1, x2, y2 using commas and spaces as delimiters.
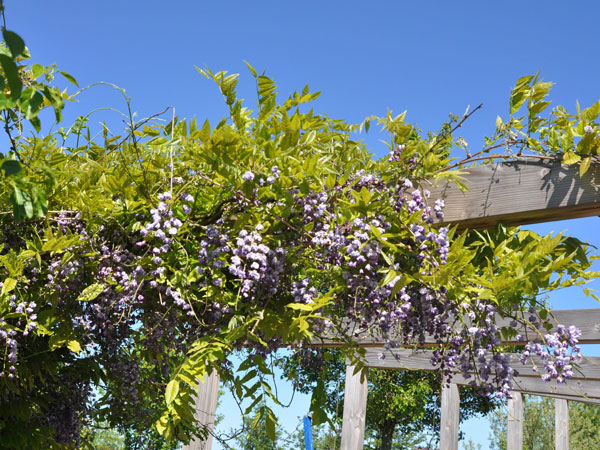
507, 392, 523, 450
427, 160, 600, 230
363, 348, 600, 404
340, 364, 368, 450
555, 398, 569, 450
312, 308, 600, 347
363, 349, 600, 381
440, 382, 460, 450
182, 370, 220, 450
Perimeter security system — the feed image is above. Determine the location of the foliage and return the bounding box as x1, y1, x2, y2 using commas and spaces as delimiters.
489, 395, 600, 450
80, 424, 124, 450
233, 405, 285, 450
0, 21, 599, 450
290, 422, 340, 450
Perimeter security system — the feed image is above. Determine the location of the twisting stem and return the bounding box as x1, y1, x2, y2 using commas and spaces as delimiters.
417, 103, 483, 166
436, 152, 557, 173
2, 110, 28, 167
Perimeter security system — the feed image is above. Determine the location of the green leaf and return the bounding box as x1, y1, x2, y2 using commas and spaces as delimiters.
67, 340, 82, 354
25, 91, 43, 119
581, 99, 600, 122
0, 54, 22, 99
1, 277, 17, 295
2, 30, 25, 58
29, 116, 41, 133
265, 411, 276, 441
286, 303, 313, 311
42, 86, 64, 122
165, 379, 179, 405
580, 156, 592, 176
59, 71, 79, 87
380, 270, 399, 287
562, 151, 581, 165
244, 60, 257, 78
0, 159, 21, 177
76, 283, 105, 302
31, 64, 46, 79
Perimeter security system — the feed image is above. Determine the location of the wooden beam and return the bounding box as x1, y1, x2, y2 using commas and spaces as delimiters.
507, 392, 523, 450
363, 348, 600, 404
427, 160, 600, 230
340, 364, 368, 450
363, 349, 600, 381
555, 398, 569, 450
313, 308, 600, 347
440, 382, 460, 450
183, 370, 220, 450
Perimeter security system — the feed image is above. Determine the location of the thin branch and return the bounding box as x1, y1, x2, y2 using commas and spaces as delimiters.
417, 103, 483, 166
436, 152, 557, 173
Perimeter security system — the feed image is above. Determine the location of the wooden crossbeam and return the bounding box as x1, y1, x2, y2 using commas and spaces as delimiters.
363, 348, 600, 405
427, 160, 600, 230
313, 308, 600, 347
363, 348, 600, 381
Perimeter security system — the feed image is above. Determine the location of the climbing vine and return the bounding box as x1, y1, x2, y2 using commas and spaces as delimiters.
0, 25, 599, 448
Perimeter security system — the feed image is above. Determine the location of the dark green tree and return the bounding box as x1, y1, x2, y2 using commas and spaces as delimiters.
234, 406, 284, 450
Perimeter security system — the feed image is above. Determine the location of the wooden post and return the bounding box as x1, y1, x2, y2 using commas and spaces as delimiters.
555, 398, 569, 450
507, 392, 523, 450
183, 370, 220, 450
340, 364, 368, 450
440, 382, 459, 450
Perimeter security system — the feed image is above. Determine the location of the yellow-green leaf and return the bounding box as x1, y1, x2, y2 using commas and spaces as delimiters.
286, 303, 313, 311
165, 380, 180, 405
562, 151, 581, 165
1, 277, 17, 295
580, 156, 592, 176
67, 340, 82, 354
77, 283, 104, 302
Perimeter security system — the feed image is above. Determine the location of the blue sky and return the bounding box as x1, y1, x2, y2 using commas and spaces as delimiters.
7, 1, 600, 448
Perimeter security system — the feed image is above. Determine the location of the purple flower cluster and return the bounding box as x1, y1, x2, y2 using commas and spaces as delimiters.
388, 144, 405, 162
300, 191, 329, 226
0, 317, 18, 380
197, 224, 230, 288
141, 191, 183, 276
267, 165, 281, 184
353, 169, 385, 190
291, 278, 318, 304
229, 226, 286, 302
521, 324, 582, 383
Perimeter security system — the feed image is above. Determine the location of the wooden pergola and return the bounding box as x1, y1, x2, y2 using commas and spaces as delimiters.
185, 160, 600, 450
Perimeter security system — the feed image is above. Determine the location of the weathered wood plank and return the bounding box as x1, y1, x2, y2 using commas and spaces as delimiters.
555, 398, 569, 450
507, 392, 523, 450
313, 308, 600, 347
428, 160, 600, 230
440, 382, 459, 450
340, 364, 368, 450
363, 349, 600, 381
183, 370, 220, 450
364, 348, 600, 404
